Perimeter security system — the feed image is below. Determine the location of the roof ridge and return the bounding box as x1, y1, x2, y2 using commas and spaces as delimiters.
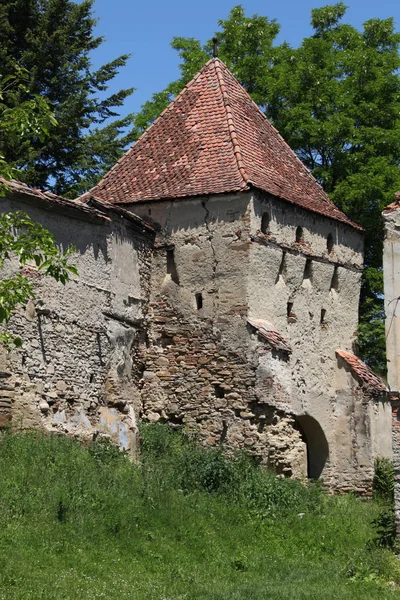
84, 58, 217, 200
216, 61, 336, 210
213, 59, 250, 188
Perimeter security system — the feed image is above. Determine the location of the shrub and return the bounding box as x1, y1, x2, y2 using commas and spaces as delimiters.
373, 458, 394, 504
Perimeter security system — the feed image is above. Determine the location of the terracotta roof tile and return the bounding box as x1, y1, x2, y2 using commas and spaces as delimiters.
89, 59, 360, 230
248, 319, 292, 353
336, 350, 387, 393
0, 178, 154, 233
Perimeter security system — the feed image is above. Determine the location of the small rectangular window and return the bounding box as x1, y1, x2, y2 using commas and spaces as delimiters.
195, 293, 203, 310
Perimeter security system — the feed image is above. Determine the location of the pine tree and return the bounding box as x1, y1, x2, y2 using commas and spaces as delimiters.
0, 0, 135, 196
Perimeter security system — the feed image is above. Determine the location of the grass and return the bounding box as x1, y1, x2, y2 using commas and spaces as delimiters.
0, 424, 398, 599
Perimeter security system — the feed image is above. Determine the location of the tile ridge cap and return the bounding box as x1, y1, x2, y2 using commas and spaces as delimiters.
217, 61, 340, 211
213, 60, 250, 189
85, 59, 217, 200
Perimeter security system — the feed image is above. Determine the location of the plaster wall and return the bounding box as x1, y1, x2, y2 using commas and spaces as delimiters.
383, 208, 400, 392
0, 193, 153, 452
248, 193, 374, 487
383, 207, 400, 535
131, 192, 387, 489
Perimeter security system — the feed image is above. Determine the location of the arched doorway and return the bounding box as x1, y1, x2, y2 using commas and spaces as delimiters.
296, 415, 329, 479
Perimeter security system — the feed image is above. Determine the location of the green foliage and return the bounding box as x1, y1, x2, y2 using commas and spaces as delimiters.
0, 67, 57, 183
370, 459, 396, 551
0, 211, 77, 347
140, 423, 326, 519
0, 427, 399, 598
132, 3, 400, 373
0, 0, 135, 196
371, 509, 396, 550
373, 458, 395, 504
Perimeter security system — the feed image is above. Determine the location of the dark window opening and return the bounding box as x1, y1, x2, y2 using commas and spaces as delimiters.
327, 233, 334, 255
295, 226, 304, 243
89, 373, 95, 383
160, 333, 174, 348
195, 293, 203, 310
148, 208, 152, 216
287, 301, 294, 318
275, 252, 286, 283
167, 248, 180, 284
214, 384, 225, 398
303, 259, 312, 282
261, 212, 270, 234
320, 308, 327, 325
330, 267, 339, 291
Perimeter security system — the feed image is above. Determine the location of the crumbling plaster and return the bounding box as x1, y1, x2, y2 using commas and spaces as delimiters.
0, 186, 391, 493
383, 204, 400, 534
130, 191, 388, 490
383, 208, 400, 392
0, 193, 153, 452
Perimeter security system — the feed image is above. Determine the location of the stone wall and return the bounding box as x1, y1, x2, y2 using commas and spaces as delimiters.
383, 203, 400, 535
131, 191, 389, 490
383, 205, 400, 392
0, 186, 390, 494
0, 191, 154, 452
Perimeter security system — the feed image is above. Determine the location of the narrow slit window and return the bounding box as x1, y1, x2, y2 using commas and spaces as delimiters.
287, 301, 294, 318
261, 212, 270, 234
275, 251, 286, 284
295, 226, 304, 243
320, 309, 327, 325
167, 248, 179, 284
327, 233, 334, 255
330, 267, 339, 292
303, 259, 312, 282
195, 293, 203, 310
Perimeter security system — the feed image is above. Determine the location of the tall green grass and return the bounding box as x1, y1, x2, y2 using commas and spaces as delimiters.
0, 424, 398, 599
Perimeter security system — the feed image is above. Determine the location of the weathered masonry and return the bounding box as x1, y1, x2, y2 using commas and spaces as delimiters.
84, 57, 390, 492
383, 195, 400, 533
0, 57, 391, 493
0, 179, 154, 451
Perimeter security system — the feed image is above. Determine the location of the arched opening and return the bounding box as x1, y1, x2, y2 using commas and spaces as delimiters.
295, 415, 329, 479
295, 226, 304, 243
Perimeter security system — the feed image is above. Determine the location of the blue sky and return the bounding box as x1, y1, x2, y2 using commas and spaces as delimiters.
88, 0, 400, 118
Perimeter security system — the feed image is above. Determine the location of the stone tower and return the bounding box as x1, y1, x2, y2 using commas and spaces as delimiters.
80, 58, 391, 491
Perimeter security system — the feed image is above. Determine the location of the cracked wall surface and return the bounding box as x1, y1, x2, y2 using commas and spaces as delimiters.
383, 205, 400, 534
0, 193, 153, 452
131, 192, 390, 491
0, 188, 391, 494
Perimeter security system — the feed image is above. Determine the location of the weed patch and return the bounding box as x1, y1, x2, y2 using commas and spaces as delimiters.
0, 426, 398, 599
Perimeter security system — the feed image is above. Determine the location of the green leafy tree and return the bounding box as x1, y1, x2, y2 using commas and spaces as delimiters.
132, 4, 400, 374
0, 0, 135, 197
0, 71, 77, 348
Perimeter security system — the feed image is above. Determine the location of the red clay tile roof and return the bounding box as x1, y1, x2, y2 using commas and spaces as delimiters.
336, 350, 387, 393
248, 319, 292, 354
0, 178, 154, 233
88, 59, 360, 230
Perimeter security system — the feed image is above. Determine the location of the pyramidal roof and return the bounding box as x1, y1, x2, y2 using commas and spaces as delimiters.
88, 58, 359, 229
